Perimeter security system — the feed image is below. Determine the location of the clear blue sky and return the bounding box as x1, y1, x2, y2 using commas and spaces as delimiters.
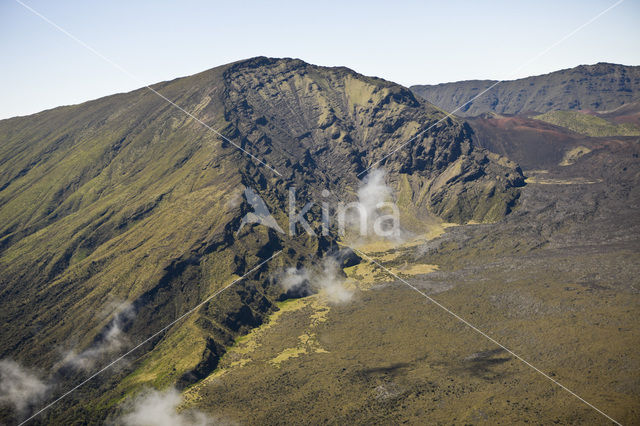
1, 0, 638, 119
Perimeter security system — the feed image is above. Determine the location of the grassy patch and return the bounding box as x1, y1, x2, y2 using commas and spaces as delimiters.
534, 110, 640, 136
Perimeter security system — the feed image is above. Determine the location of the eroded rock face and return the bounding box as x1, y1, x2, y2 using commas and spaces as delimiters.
220, 57, 524, 223
0, 57, 523, 423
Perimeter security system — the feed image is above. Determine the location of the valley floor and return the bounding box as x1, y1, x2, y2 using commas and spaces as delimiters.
182, 160, 640, 424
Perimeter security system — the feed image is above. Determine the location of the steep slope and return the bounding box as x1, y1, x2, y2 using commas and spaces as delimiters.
177, 70, 640, 424
0, 57, 523, 423
411, 63, 640, 116
219, 58, 524, 222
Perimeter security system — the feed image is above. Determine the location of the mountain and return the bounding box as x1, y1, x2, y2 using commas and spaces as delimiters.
410, 63, 640, 116
0, 57, 523, 423
171, 64, 640, 425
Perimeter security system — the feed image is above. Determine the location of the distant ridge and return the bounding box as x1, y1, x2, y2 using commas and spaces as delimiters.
410, 63, 640, 116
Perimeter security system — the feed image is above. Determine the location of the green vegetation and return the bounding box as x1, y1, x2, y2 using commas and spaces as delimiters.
183, 214, 640, 424
534, 110, 640, 136
0, 57, 524, 424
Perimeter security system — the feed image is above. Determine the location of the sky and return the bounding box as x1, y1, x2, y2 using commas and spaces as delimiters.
0, 0, 639, 119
